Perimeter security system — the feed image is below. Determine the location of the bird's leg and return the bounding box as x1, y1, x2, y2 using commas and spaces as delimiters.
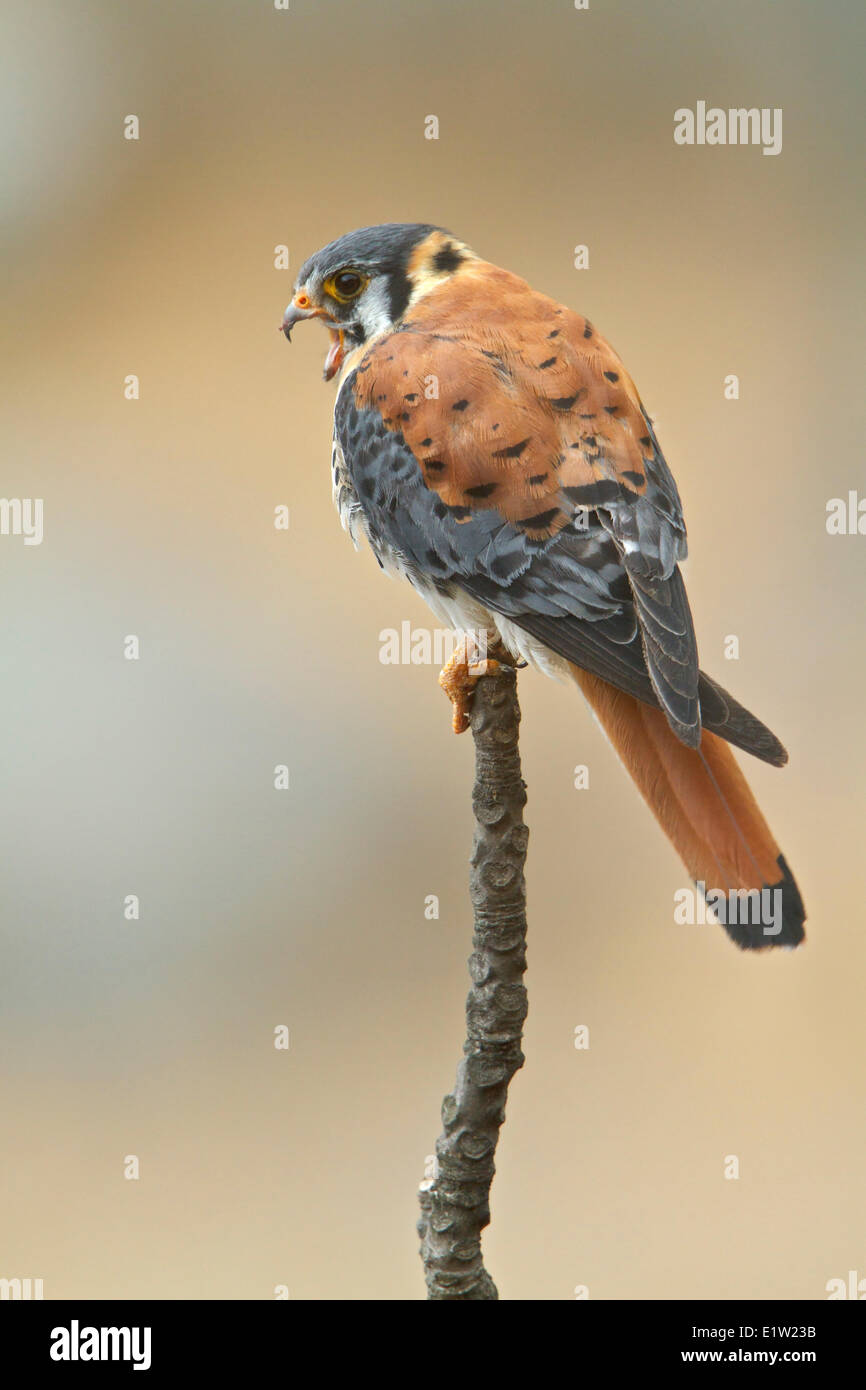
438, 632, 511, 734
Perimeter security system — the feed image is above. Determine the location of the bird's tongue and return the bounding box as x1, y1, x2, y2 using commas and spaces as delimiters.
323, 329, 345, 382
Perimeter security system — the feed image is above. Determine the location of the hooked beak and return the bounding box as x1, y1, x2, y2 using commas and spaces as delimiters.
281, 292, 323, 340
280, 291, 346, 382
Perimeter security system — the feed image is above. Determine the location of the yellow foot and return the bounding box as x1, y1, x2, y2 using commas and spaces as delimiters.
438, 637, 503, 734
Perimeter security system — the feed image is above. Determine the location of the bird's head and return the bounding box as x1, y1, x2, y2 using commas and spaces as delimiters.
280, 222, 475, 380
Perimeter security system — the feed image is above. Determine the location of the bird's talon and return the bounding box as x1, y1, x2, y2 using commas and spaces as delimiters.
439, 639, 504, 733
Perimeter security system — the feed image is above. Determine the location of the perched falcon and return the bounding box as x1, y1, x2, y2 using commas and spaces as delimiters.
281, 223, 805, 949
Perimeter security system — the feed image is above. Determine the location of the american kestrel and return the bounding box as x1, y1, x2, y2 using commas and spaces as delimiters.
281, 223, 805, 950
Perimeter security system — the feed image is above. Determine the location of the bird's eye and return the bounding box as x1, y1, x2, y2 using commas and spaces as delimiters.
331, 270, 364, 300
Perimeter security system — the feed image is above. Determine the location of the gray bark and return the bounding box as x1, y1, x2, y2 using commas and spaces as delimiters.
417, 663, 529, 1300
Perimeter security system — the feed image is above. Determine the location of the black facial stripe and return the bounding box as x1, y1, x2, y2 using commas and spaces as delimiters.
386, 267, 413, 324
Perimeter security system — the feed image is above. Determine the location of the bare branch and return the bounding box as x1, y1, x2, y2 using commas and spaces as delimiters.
418, 663, 529, 1300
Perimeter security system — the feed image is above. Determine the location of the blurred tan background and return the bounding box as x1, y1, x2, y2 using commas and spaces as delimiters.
1, 0, 864, 1300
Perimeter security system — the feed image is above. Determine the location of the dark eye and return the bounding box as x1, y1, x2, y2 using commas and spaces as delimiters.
333, 270, 363, 299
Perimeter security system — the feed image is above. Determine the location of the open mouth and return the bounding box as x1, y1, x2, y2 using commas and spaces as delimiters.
281, 299, 348, 382
323, 328, 345, 382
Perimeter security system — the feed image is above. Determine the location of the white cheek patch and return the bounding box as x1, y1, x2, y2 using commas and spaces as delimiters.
357, 277, 396, 339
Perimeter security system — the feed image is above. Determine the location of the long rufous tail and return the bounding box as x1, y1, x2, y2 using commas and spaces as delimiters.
572, 667, 806, 949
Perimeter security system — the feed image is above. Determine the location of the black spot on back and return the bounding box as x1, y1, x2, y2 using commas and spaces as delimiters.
550, 391, 586, 411
432, 243, 465, 274
517, 507, 560, 531
563, 481, 623, 506
491, 437, 530, 460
